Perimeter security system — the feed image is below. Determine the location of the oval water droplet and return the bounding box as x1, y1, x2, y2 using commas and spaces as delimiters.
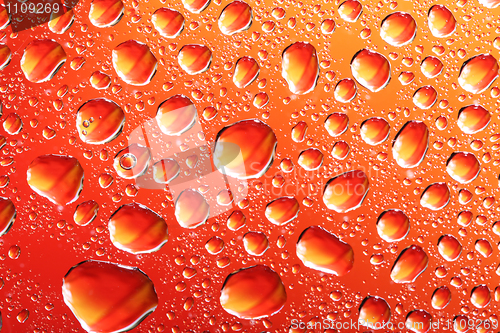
323, 170, 369, 213
392, 121, 429, 168
390, 245, 428, 283
296, 226, 354, 276
351, 49, 391, 92
220, 265, 287, 319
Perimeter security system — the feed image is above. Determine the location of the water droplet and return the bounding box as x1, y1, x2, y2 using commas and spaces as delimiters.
214, 119, 277, 179
89, 0, 124, 27
457, 104, 491, 134
27, 155, 84, 205
233, 56, 259, 88
156, 95, 197, 136
458, 54, 499, 94
220, 265, 287, 319
152, 8, 185, 38
380, 12, 416, 47
74, 200, 99, 226
392, 121, 429, 168
218, 1, 252, 35
325, 113, 349, 137
62, 260, 158, 333
428, 5, 456, 38
437, 234, 462, 261
282, 42, 319, 94
21, 39, 66, 83
323, 170, 369, 213
109, 203, 168, 254
358, 296, 391, 328
76, 99, 125, 144
420, 182, 450, 210
175, 189, 210, 229
360, 117, 390, 145
390, 245, 428, 283
113, 144, 151, 179
351, 49, 391, 92
178, 44, 212, 75
243, 231, 269, 256
376, 209, 410, 242
296, 226, 354, 276
265, 197, 299, 225
446, 152, 480, 184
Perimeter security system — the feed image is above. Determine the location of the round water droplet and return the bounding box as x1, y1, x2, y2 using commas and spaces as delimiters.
265, 197, 299, 225
112, 40, 157, 86
178, 44, 212, 75
175, 189, 210, 229
282, 42, 319, 95
214, 119, 277, 179
233, 56, 259, 88
338, 0, 362, 22
323, 170, 369, 213
399, 71, 415, 85
457, 104, 491, 134
76, 98, 125, 144
351, 49, 391, 92
458, 54, 499, 94
437, 234, 462, 261
21, 39, 66, 83
420, 182, 450, 210
152, 159, 180, 184
431, 286, 451, 309
428, 5, 456, 38
220, 265, 287, 319
470, 285, 491, 308
206, 236, 224, 254
325, 113, 349, 137
73, 200, 99, 226
0, 4, 10, 30
243, 231, 269, 256
413, 85, 437, 109
227, 210, 246, 231
89, 0, 124, 27
421, 56, 443, 78
298, 148, 323, 171
109, 203, 168, 254
331, 141, 350, 160
218, 1, 252, 35
475, 238, 493, 258
113, 144, 151, 179
156, 95, 197, 136
152, 8, 185, 38
360, 117, 390, 145
446, 152, 480, 184
3, 113, 22, 135
358, 296, 391, 328
90, 71, 112, 90
62, 260, 158, 333
405, 309, 432, 333
334, 78, 357, 103
380, 12, 417, 47
376, 209, 410, 242
321, 19, 335, 34
27, 155, 84, 206
392, 121, 429, 168
390, 245, 428, 283
296, 226, 354, 276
